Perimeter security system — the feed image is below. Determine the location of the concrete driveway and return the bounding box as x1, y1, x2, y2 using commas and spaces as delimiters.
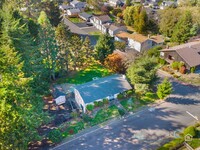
52, 79, 200, 150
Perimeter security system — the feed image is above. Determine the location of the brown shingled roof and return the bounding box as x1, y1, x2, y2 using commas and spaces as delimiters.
161, 41, 200, 67
127, 33, 149, 43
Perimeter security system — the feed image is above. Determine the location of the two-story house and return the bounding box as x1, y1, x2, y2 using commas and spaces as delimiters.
90, 15, 112, 32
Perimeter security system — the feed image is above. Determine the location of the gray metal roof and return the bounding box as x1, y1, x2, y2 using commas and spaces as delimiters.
74, 74, 132, 104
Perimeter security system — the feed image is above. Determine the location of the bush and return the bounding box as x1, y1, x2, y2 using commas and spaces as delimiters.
126, 90, 134, 97
158, 58, 166, 65
179, 65, 186, 74
158, 138, 184, 150
171, 61, 179, 70
103, 98, 109, 105
98, 101, 104, 107
157, 78, 173, 99
183, 126, 196, 137
48, 129, 63, 143
190, 66, 196, 73
86, 104, 94, 111
71, 112, 79, 119
94, 101, 98, 107
118, 108, 126, 116
82, 114, 93, 123
117, 93, 124, 99
173, 74, 180, 78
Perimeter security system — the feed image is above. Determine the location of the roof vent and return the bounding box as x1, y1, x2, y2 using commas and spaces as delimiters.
198, 52, 200, 55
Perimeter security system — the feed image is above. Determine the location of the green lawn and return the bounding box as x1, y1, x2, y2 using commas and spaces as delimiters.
68, 17, 84, 23
120, 92, 158, 112
59, 64, 112, 84
89, 31, 102, 40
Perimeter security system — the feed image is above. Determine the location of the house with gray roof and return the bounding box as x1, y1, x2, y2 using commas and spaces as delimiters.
70, 0, 86, 10
74, 74, 132, 112
160, 41, 200, 72
67, 8, 80, 17
78, 12, 92, 21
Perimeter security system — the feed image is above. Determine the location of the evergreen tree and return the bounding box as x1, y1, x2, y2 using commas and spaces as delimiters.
81, 36, 94, 66
55, 22, 71, 73
95, 34, 115, 63
68, 35, 83, 70
171, 11, 193, 43
127, 56, 158, 86
157, 78, 173, 99
38, 11, 59, 80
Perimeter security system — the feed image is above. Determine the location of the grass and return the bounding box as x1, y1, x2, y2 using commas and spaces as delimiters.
120, 92, 158, 112
89, 31, 102, 40
90, 105, 120, 126
68, 17, 84, 23
120, 98, 134, 111
57, 64, 112, 85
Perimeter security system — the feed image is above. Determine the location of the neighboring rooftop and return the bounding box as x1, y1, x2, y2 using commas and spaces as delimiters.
161, 41, 200, 67
95, 15, 112, 22
74, 74, 132, 104
78, 12, 92, 19
128, 33, 149, 43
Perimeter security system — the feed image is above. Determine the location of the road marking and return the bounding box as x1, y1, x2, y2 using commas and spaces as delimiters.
186, 111, 198, 121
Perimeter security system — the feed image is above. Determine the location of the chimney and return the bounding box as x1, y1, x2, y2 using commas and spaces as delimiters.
166, 45, 169, 49
148, 34, 151, 39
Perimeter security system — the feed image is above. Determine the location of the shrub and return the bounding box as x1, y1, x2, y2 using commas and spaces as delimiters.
98, 101, 104, 107
157, 78, 173, 99
118, 108, 126, 116
190, 66, 196, 73
94, 101, 98, 107
82, 114, 93, 123
103, 98, 109, 105
171, 61, 180, 70
173, 74, 180, 78
117, 93, 124, 99
126, 90, 134, 97
183, 126, 196, 137
179, 65, 186, 74
86, 104, 94, 111
48, 129, 63, 143
71, 112, 79, 119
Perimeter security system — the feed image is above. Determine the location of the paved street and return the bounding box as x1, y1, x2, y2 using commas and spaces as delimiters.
52, 79, 200, 150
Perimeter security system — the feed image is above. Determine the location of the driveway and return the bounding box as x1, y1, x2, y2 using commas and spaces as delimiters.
52, 78, 200, 150
63, 18, 87, 35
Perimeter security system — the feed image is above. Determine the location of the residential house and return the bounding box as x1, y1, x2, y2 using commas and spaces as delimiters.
78, 12, 92, 21
74, 74, 132, 113
90, 15, 112, 32
115, 31, 130, 44
109, 0, 123, 7
70, 0, 86, 10
127, 33, 153, 52
59, 4, 74, 11
108, 24, 127, 37
67, 9, 80, 17
115, 32, 164, 52
160, 41, 200, 71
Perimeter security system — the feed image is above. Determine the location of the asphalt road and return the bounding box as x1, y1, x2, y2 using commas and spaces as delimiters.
52, 79, 200, 150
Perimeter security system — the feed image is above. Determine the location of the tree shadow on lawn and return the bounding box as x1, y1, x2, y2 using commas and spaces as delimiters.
62, 108, 185, 150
